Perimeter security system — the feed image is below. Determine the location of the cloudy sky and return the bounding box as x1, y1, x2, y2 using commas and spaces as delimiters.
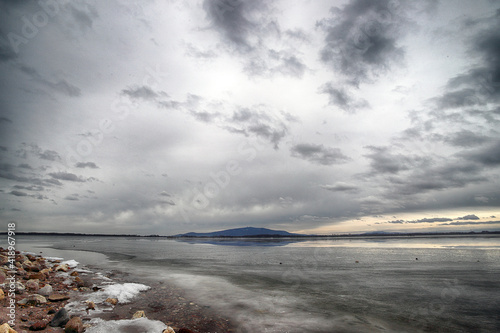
1, 0, 499, 235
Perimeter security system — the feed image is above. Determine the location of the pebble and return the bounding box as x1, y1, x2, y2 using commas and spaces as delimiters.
50, 308, 70, 327
132, 310, 146, 319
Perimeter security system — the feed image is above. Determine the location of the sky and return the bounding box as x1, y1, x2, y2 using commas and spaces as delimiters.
0, 0, 499, 236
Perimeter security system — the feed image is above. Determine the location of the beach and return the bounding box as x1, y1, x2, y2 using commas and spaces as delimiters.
0, 246, 234, 333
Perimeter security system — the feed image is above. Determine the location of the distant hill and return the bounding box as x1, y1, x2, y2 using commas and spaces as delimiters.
174, 227, 300, 237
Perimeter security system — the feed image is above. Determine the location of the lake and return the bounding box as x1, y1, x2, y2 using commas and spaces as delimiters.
17, 235, 500, 332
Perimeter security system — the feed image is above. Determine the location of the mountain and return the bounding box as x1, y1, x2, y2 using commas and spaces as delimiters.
174, 227, 300, 237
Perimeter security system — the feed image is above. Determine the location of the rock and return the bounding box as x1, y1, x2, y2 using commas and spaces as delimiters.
0, 254, 7, 266
0, 288, 4, 301
163, 327, 175, 333
39, 284, 53, 296
50, 308, 70, 327
14, 281, 25, 293
132, 310, 146, 319
48, 294, 70, 302
86, 301, 96, 310
0, 269, 6, 284
18, 294, 46, 305
74, 276, 85, 287
22, 259, 33, 270
105, 297, 118, 305
64, 317, 83, 333
70, 271, 79, 276
29, 321, 47, 331
28, 272, 45, 280
26, 279, 40, 292
0, 323, 17, 333
55, 264, 69, 272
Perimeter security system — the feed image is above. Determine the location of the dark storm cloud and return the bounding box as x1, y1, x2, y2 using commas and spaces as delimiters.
317, 0, 412, 86
363, 146, 415, 174
202, 0, 307, 78
291, 143, 350, 165
387, 161, 486, 196
64, 194, 79, 201
75, 162, 99, 169
125, 88, 293, 149
16, 64, 81, 97
441, 130, 491, 147
121, 86, 165, 101
457, 214, 480, 220
320, 182, 359, 192
9, 190, 28, 197
458, 140, 500, 166
0, 116, 12, 123
202, 0, 266, 52
48, 172, 87, 182
320, 83, 369, 112
13, 184, 44, 191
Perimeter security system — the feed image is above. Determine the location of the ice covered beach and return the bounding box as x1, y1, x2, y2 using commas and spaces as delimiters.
0, 245, 232, 332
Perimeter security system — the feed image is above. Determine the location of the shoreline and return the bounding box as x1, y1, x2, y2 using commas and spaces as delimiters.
0, 247, 235, 332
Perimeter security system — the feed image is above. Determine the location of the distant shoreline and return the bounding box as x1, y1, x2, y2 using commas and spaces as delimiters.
4, 230, 500, 238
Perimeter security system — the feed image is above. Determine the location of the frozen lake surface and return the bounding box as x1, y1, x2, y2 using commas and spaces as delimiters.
17, 235, 500, 332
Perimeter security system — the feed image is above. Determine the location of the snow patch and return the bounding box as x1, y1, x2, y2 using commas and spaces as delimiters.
86, 317, 167, 333
90, 283, 150, 304
61, 259, 79, 268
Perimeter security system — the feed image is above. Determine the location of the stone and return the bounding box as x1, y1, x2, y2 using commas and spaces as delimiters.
39, 284, 53, 296
163, 327, 175, 333
14, 281, 25, 293
132, 310, 146, 319
55, 264, 69, 272
0, 269, 6, 284
0, 288, 4, 301
30, 321, 47, 331
64, 317, 83, 333
0, 254, 7, 265
86, 301, 96, 310
70, 271, 79, 276
26, 279, 40, 292
28, 272, 45, 280
18, 294, 46, 306
0, 323, 17, 333
50, 308, 70, 327
105, 297, 118, 305
48, 294, 70, 302
74, 276, 85, 287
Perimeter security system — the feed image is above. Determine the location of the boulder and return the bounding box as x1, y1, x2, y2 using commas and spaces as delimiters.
50, 308, 70, 327
64, 317, 83, 333
132, 310, 146, 319
0, 323, 17, 333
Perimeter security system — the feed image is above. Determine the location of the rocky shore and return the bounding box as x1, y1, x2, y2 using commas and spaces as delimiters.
0, 247, 234, 333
